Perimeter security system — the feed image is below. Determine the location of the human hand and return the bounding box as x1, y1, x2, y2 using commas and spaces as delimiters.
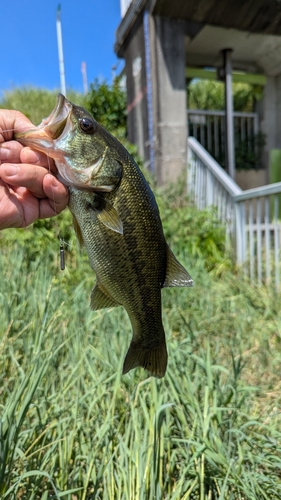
0, 110, 69, 230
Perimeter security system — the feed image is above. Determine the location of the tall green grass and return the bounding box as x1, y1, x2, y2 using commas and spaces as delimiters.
1, 195, 281, 498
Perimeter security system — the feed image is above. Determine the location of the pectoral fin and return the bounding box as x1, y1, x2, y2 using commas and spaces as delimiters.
96, 203, 123, 234
163, 245, 194, 288
72, 214, 84, 247
91, 283, 120, 310
88, 194, 123, 235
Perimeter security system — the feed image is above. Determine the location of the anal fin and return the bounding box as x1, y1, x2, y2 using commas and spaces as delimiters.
163, 244, 194, 288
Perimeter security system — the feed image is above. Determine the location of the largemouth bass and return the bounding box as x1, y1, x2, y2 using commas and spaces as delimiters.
16, 94, 193, 378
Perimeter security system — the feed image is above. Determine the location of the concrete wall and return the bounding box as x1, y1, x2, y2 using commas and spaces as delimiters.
153, 17, 188, 184
235, 169, 266, 190
122, 12, 188, 184
123, 15, 149, 165
260, 74, 281, 182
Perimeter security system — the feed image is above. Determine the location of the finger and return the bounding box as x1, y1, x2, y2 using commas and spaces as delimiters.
20, 147, 56, 171
0, 109, 34, 141
10, 186, 59, 226
38, 198, 66, 219
0, 163, 49, 198
0, 141, 23, 163
43, 174, 69, 214
0, 180, 25, 229
10, 185, 41, 227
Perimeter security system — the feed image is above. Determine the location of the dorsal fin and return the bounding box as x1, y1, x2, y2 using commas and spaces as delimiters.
163, 244, 194, 288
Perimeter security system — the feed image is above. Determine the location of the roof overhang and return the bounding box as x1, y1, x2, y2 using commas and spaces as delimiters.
152, 0, 281, 35
185, 25, 281, 76
115, 0, 281, 76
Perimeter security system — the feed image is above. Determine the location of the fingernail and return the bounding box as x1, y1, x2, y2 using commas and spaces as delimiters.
22, 148, 40, 163
4, 164, 18, 176
0, 146, 10, 161
46, 173, 57, 186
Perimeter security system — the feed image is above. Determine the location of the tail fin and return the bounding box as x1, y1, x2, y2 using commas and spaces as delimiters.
122, 338, 168, 378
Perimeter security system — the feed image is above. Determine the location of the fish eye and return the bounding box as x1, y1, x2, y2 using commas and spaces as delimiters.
79, 117, 96, 134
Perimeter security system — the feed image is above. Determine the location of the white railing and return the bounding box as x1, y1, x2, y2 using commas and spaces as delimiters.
187, 109, 260, 170
188, 137, 281, 287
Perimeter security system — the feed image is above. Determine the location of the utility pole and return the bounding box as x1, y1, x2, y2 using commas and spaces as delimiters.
81, 62, 88, 95
56, 4, 66, 96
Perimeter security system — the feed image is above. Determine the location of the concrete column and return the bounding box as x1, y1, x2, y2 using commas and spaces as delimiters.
275, 74, 281, 149
262, 77, 277, 154
262, 76, 277, 180
260, 74, 281, 182
222, 49, 235, 179
123, 15, 149, 165
152, 16, 188, 184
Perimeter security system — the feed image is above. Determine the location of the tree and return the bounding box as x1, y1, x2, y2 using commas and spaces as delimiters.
187, 80, 256, 112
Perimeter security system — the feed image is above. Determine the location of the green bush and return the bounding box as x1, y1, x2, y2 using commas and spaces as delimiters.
84, 79, 143, 163
85, 78, 126, 132
235, 131, 266, 171
0, 87, 85, 125
156, 180, 230, 272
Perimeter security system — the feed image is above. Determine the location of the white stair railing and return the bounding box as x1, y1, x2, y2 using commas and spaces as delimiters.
187, 109, 260, 170
188, 137, 281, 287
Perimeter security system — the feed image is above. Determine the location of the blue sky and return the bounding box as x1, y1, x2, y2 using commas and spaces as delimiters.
1, 1, 123, 97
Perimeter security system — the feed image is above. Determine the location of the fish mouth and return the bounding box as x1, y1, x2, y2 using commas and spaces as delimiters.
15, 94, 114, 192
15, 93, 72, 156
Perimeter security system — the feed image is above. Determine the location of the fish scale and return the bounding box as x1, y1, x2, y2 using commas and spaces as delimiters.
15, 94, 194, 378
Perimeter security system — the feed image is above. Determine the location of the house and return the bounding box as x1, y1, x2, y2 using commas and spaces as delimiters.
114, 0, 281, 186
